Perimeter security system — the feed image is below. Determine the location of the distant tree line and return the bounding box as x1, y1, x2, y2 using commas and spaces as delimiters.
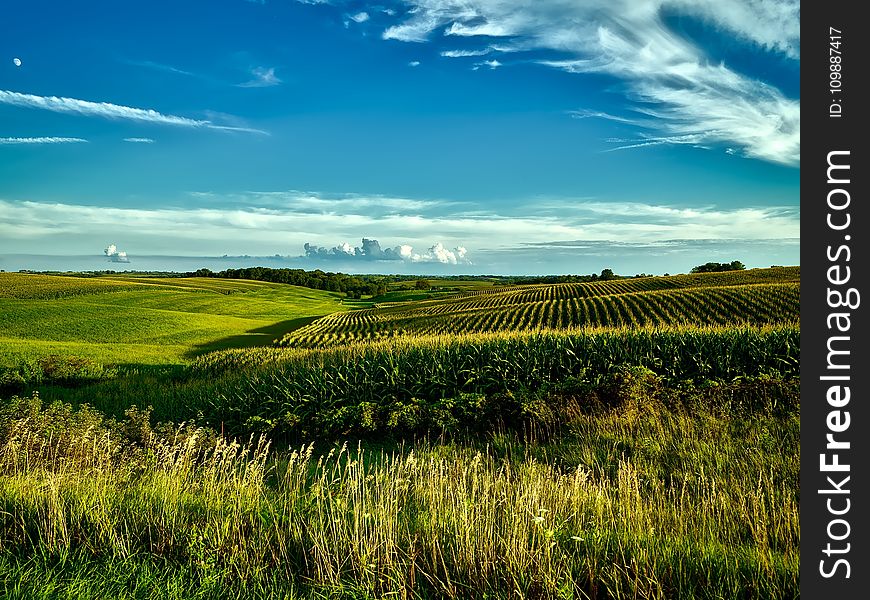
188, 267, 391, 298
506, 268, 620, 285
690, 261, 746, 274
187, 268, 524, 298
188, 265, 722, 297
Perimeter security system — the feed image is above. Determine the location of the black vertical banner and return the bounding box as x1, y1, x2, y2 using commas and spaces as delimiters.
801, 2, 869, 597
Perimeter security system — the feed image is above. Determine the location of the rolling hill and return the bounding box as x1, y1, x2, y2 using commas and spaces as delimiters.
0, 273, 349, 366
279, 267, 800, 348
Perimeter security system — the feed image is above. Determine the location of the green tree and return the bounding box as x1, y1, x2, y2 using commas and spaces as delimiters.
691, 261, 746, 273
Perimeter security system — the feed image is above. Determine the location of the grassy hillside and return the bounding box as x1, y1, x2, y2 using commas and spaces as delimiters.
280, 267, 800, 348
0, 268, 801, 598
0, 273, 349, 366
0, 396, 798, 600
1, 321, 800, 599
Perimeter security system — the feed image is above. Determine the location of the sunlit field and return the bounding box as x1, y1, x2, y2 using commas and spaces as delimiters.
0, 273, 349, 366
0, 268, 800, 599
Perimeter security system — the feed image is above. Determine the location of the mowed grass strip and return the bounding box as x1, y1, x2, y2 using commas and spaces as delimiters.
100, 275, 287, 294
0, 274, 349, 367
0, 273, 142, 299
0, 338, 192, 366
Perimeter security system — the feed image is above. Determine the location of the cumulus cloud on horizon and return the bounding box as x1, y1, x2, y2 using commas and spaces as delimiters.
0, 191, 799, 255
104, 243, 130, 263
0, 191, 799, 273
304, 238, 471, 265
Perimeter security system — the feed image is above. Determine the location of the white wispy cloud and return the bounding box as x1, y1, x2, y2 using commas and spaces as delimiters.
123, 137, 156, 143
0, 190, 798, 272
349, 11, 370, 23
376, 0, 799, 166
237, 66, 282, 88
408, 60, 421, 67
0, 192, 799, 258
0, 90, 205, 126
0, 137, 88, 145
124, 59, 198, 78
189, 190, 445, 215
445, 21, 512, 37
472, 59, 502, 70
203, 124, 270, 134
602, 134, 707, 152
441, 48, 492, 57
670, 0, 799, 58
568, 109, 647, 126
0, 89, 267, 134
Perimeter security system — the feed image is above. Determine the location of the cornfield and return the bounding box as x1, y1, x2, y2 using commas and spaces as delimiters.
191, 325, 800, 438
280, 280, 799, 348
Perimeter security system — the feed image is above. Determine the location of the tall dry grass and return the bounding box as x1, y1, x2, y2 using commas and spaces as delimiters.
0, 394, 799, 599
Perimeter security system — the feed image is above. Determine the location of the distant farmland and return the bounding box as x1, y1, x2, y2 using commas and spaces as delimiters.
279, 267, 800, 347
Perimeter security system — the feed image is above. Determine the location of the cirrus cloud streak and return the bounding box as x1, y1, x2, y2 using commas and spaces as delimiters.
0, 190, 798, 254
0, 89, 268, 134
0, 136, 88, 145
378, 0, 799, 165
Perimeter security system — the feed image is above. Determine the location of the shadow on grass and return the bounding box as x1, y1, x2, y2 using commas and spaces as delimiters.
184, 316, 322, 358
340, 299, 375, 309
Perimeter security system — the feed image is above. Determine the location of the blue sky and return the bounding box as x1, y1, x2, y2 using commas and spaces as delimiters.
0, 0, 799, 275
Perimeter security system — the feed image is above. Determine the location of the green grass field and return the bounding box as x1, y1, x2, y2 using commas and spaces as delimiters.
0, 268, 801, 599
0, 273, 350, 366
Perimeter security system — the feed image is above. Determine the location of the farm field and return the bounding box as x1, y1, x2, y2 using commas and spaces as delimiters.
0, 0, 806, 595
0, 267, 801, 599
281, 267, 800, 347
0, 273, 350, 366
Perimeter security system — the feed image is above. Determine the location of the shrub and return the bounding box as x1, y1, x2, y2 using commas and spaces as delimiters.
0, 355, 117, 396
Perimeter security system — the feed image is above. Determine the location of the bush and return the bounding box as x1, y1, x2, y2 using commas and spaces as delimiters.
0, 393, 221, 472
0, 355, 117, 396
691, 261, 746, 273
